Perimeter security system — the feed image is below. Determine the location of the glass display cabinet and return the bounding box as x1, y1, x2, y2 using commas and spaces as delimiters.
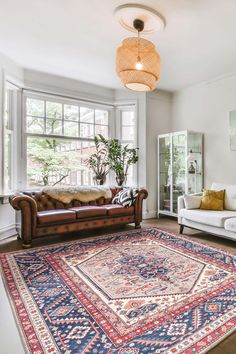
158, 131, 203, 217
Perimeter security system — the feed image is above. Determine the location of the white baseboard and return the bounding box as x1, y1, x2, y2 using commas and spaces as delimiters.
0, 224, 17, 240
143, 210, 157, 219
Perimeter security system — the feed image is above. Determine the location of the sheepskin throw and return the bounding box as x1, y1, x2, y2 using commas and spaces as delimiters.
42, 186, 112, 204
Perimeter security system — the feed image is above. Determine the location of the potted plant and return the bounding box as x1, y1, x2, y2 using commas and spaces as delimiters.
99, 135, 139, 186
86, 135, 109, 185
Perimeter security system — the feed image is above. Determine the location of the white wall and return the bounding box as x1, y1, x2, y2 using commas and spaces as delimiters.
0, 52, 24, 239
24, 69, 115, 104
171, 74, 236, 188
146, 90, 172, 218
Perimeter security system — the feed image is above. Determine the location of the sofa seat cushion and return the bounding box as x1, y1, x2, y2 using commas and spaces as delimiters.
224, 218, 236, 232
69, 206, 107, 219
103, 204, 134, 216
180, 209, 236, 228
37, 209, 76, 224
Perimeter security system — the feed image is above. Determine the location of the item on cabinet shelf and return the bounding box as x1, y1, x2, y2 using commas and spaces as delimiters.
163, 199, 171, 210
188, 162, 196, 174
186, 149, 200, 193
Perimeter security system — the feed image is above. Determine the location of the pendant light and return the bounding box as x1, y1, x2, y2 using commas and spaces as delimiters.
115, 4, 165, 92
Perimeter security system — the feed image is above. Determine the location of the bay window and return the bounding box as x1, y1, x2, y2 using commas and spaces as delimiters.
0, 74, 139, 200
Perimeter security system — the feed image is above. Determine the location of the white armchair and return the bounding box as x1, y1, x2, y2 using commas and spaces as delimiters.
177, 183, 236, 241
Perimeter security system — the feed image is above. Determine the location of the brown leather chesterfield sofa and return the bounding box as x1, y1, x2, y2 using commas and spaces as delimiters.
9, 187, 148, 248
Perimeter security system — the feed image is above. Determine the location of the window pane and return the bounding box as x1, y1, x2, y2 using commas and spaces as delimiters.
80, 107, 94, 123
122, 126, 135, 141
46, 119, 62, 135
122, 111, 135, 126
27, 98, 44, 117
95, 110, 108, 125
4, 89, 10, 129
95, 124, 108, 138
80, 123, 94, 138
27, 116, 44, 134
64, 104, 79, 121
77, 141, 96, 185
4, 133, 12, 191
64, 121, 79, 137
27, 137, 95, 187
46, 101, 62, 119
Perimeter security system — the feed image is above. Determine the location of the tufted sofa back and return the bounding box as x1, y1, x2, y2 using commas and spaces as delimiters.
23, 188, 122, 211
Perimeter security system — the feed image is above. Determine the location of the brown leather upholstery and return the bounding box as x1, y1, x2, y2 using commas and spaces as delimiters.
37, 209, 76, 224
103, 204, 134, 216
9, 187, 148, 248
70, 206, 107, 219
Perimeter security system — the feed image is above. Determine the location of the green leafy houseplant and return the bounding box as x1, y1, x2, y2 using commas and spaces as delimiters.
85, 135, 109, 185
99, 135, 139, 186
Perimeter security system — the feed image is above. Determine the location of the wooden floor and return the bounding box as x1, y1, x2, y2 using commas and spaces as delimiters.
0, 216, 236, 353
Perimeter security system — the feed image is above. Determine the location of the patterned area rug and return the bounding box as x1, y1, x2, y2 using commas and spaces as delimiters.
1, 228, 236, 354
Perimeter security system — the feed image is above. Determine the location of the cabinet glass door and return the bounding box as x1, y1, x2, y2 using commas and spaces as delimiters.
187, 133, 203, 194
159, 136, 171, 212
172, 133, 186, 213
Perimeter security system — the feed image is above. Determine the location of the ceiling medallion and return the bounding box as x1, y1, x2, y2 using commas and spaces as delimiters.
115, 4, 165, 92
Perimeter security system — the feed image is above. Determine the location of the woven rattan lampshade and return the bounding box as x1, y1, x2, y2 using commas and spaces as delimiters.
116, 37, 160, 91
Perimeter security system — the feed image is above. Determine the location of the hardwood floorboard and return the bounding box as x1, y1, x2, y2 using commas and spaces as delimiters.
0, 216, 236, 353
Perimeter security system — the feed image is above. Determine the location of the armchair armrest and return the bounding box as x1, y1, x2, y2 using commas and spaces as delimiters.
178, 195, 185, 224
134, 188, 148, 228
178, 192, 203, 224
9, 193, 37, 247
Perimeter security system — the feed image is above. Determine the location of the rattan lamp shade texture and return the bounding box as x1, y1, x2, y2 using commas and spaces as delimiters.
116, 37, 160, 91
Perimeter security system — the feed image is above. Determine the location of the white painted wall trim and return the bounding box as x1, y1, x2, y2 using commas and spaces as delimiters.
0, 224, 17, 240
143, 210, 157, 220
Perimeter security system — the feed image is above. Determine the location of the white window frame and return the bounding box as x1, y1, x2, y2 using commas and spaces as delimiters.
1, 73, 21, 194
115, 103, 138, 186
22, 90, 114, 188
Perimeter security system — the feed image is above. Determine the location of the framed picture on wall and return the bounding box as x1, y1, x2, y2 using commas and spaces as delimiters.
229, 111, 236, 150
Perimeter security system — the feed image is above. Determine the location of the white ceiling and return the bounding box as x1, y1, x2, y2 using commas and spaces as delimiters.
1, 0, 236, 91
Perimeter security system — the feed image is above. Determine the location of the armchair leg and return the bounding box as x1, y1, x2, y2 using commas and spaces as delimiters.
179, 225, 184, 234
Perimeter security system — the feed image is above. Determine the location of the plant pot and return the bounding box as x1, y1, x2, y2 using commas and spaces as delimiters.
116, 175, 127, 187
93, 175, 106, 185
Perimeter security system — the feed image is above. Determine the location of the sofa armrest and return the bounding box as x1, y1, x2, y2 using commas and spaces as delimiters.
134, 189, 148, 228
9, 193, 37, 245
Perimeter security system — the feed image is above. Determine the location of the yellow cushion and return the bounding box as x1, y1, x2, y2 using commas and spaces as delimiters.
200, 189, 225, 211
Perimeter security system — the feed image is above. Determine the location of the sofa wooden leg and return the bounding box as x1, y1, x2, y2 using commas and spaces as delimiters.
179, 225, 184, 234
22, 241, 32, 249
135, 223, 141, 229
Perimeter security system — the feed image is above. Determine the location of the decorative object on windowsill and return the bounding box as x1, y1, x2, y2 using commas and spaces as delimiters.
115, 4, 165, 91
99, 135, 139, 187
85, 135, 110, 185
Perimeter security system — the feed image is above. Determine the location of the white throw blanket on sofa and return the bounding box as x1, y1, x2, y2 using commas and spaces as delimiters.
43, 186, 112, 204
